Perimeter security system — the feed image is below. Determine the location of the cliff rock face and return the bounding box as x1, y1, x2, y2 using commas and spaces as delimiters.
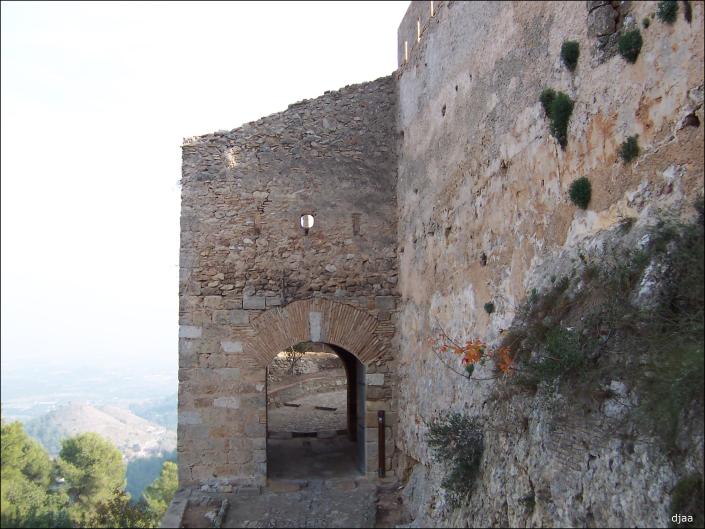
393, 1, 704, 526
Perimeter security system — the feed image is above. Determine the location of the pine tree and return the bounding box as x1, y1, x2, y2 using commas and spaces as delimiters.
142, 461, 178, 525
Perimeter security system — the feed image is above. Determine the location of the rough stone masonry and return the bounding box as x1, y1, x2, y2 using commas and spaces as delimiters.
179, 76, 399, 485
178, 1, 704, 526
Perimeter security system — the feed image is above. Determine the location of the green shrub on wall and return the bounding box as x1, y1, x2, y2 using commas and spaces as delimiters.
539, 90, 574, 148
560, 41, 580, 72
427, 412, 484, 507
550, 92, 574, 149
516, 327, 586, 387
569, 177, 592, 209
618, 30, 643, 63
657, 0, 679, 23
619, 135, 640, 163
539, 88, 556, 117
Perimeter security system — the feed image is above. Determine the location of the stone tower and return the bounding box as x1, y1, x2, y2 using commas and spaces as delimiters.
178, 77, 399, 487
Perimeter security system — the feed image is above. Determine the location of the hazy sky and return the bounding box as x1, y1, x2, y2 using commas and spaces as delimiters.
0, 1, 409, 376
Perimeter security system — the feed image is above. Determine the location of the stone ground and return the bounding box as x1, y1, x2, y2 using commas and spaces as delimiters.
224, 479, 378, 528
180, 478, 411, 529
267, 390, 347, 433
178, 435, 411, 528
267, 436, 358, 480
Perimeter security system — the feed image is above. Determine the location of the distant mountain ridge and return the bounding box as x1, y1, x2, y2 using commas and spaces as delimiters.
24, 401, 176, 461
129, 393, 177, 430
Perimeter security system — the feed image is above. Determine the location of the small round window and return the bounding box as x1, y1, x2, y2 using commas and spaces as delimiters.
300, 214, 314, 229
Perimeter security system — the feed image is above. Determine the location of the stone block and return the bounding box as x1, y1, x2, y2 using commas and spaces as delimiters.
377, 311, 391, 321
236, 485, 261, 497
223, 298, 243, 309
215, 368, 241, 380
244, 422, 266, 437
213, 396, 240, 409
375, 296, 396, 311
212, 310, 229, 324
221, 340, 243, 353
179, 343, 198, 368
366, 386, 388, 400
204, 295, 223, 309
304, 311, 321, 342
179, 411, 202, 425
229, 310, 249, 324
587, 4, 617, 37
365, 411, 381, 428
366, 400, 391, 411
194, 398, 212, 408
265, 296, 282, 307
243, 295, 266, 310
179, 325, 202, 339
159, 490, 190, 529
366, 373, 385, 386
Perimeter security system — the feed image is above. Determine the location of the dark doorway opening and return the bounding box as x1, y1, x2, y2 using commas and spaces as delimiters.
265, 342, 365, 480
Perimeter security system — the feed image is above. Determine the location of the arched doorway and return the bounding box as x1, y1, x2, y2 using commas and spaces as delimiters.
236, 298, 394, 484
265, 341, 366, 479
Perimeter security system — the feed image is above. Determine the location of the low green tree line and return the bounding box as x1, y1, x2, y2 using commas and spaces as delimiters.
1, 418, 177, 528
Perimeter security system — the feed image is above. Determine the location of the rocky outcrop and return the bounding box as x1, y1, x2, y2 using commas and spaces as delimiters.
393, 1, 704, 527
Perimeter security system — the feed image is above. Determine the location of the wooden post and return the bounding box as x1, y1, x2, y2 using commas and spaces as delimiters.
378, 410, 385, 477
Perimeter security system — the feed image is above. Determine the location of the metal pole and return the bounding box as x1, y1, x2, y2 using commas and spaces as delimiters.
377, 410, 385, 477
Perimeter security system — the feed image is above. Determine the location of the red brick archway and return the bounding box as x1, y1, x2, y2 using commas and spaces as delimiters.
245, 298, 388, 367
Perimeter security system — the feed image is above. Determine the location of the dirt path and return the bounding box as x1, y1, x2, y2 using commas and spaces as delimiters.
267, 390, 347, 433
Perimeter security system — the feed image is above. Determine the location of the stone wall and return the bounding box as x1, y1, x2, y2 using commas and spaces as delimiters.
178, 76, 400, 486
393, 0, 704, 527
176, 1, 704, 524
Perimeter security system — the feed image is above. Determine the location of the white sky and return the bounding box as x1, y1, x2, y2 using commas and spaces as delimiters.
0, 1, 409, 375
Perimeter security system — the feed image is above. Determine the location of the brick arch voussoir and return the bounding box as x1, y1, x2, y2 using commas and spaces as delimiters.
244, 298, 384, 367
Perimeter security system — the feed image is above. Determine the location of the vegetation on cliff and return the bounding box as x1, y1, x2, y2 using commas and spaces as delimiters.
427, 200, 704, 519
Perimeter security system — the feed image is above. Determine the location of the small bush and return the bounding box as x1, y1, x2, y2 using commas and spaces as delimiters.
619, 30, 643, 63
484, 302, 495, 314
539, 88, 556, 117
670, 475, 704, 528
518, 327, 585, 387
560, 40, 580, 72
548, 92, 574, 148
619, 135, 640, 163
569, 177, 592, 209
657, 0, 679, 23
427, 413, 484, 506
633, 208, 704, 445
643, 17, 651, 28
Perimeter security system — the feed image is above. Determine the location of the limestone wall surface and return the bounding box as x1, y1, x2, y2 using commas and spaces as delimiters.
394, 1, 704, 527
178, 76, 399, 486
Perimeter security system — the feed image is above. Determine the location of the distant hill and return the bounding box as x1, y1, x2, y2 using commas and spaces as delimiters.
129, 393, 177, 430
24, 402, 176, 460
